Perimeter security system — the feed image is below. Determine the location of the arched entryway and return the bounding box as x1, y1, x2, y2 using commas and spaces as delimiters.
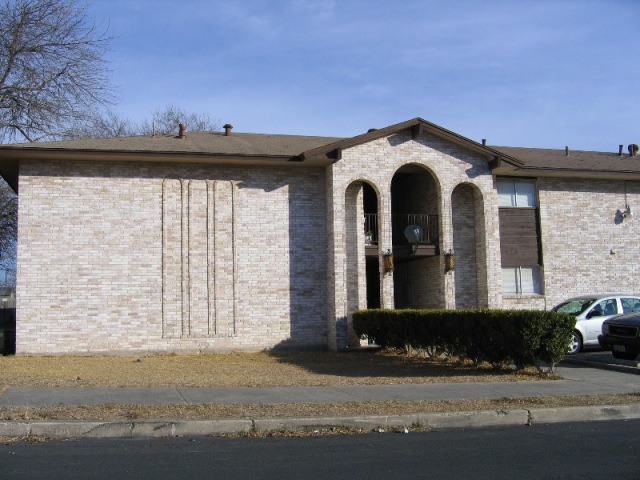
390, 165, 443, 309
451, 183, 488, 308
363, 183, 381, 309
343, 180, 381, 348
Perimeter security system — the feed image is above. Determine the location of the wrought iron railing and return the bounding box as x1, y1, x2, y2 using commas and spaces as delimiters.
363, 214, 439, 245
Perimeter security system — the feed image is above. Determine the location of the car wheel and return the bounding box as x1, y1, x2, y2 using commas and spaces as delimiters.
611, 351, 638, 360
567, 331, 582, 354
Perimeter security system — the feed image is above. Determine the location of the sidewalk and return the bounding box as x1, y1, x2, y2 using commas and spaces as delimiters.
1, 354, 639, 438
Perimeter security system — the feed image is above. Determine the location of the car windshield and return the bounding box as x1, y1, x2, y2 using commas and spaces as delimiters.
552, 298, 597, 315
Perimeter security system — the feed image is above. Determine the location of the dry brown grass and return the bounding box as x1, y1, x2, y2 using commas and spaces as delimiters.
1, 350, 637, 425
0, 350, 546, 389
2, 394, 640, 422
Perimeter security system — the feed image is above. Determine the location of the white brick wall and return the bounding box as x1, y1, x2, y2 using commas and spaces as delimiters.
16, 159, 328, 354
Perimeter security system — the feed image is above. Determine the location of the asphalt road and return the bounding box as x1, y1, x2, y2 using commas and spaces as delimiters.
3, 420, 640, 479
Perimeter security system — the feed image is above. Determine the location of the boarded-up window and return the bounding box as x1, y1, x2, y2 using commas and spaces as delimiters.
499, 208, 541, 267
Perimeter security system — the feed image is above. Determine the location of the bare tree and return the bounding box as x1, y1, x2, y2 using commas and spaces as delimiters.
0, 0, 113, 143
138, 105, 219, 135
64, 105, 220, 139
65, 109, 134, 139
0, 178, 17, 280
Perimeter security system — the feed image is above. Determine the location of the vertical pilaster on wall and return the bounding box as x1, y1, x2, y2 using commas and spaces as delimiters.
441, 195, 456, 310
474, 187, 490, 308
162, 178, 237, 339
379, 192, 394, 310
214, 180, 236, 336
181, 180, 190, 337
162, 179, 183, 338
207, 180, 216, 335
188, 180, 210, 337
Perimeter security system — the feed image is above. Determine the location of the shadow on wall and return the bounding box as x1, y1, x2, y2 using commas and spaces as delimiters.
287, 170, 329, 350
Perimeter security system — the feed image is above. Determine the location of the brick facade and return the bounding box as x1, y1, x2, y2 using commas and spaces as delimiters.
9, 121, 640, 354
16, 160, 328, 353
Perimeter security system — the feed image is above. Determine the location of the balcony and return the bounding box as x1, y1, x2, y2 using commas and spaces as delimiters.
364, 214, 439, 258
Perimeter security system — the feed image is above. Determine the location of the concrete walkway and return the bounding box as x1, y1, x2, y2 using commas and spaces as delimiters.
1, 352, 639, 438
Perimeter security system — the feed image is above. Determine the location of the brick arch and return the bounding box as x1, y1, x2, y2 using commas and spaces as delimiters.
390, 164, 444, 309
340, 179, 384, 348
451, 182, 488, 308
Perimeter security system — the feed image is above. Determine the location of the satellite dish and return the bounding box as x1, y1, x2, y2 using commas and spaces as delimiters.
404, 224, 423, 244
404, 225, 423, 254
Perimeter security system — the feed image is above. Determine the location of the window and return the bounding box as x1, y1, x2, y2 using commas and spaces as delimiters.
498, 178, 541, 295
593, 299, 619, 316
497, 178, 536, 207
502, 266, 542, 294
621, 298, 640, 314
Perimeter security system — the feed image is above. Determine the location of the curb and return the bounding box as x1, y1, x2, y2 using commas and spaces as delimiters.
2, 404, 640, 439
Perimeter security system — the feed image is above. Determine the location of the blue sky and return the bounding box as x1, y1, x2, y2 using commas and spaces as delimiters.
88, 0, 640, 152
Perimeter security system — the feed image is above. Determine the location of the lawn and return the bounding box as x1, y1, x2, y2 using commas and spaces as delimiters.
1, 350, 638, 425
0, 350, 544, 389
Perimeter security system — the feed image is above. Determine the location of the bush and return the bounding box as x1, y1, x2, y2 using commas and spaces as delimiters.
352, 309, 575, 374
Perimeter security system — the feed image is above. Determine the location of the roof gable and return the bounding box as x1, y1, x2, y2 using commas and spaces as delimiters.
296, 117, 523, 167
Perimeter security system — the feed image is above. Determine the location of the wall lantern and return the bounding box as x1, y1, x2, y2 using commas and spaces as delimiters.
383, 249, 394, 274
404, 224, 423, 255
444, 249, 455, 273
621, 205, 633, 220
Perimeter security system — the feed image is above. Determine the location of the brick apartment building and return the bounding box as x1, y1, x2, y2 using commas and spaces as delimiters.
0, 118, 638, 354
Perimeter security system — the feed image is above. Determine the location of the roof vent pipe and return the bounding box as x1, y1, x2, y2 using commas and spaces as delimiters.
224, 124, 233, 136
178, 123, 186, 138
628, 144, 639, 157
619, 145, 624, 157
565, 146, 569, 156
481, 139, 486, 146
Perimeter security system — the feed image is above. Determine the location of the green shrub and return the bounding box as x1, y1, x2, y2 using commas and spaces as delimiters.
352, 308, 575, 373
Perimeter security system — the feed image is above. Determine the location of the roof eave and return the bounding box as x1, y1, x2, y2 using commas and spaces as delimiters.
0, 147, 336, 167
492, 164, 640, 180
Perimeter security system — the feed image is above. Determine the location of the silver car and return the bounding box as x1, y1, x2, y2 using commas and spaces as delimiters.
552, 295, 640, 354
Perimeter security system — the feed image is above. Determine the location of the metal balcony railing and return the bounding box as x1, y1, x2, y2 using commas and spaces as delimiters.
363, 214, 439, 245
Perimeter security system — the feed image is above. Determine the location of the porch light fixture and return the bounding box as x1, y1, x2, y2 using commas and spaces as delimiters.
383, 249, 394, 274
621, 205, 632, 220
444, 249, 455, 273
404, 224, 423, 255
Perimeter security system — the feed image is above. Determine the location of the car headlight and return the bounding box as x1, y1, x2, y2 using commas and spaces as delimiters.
602, 324, 609, 335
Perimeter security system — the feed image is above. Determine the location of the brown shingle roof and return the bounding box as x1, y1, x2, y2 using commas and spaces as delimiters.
2, 119, 640, 193
2, 131, 343, 158
491, 146, 640, 176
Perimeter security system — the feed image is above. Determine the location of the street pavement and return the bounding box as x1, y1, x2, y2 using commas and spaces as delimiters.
1, 350, 639, 438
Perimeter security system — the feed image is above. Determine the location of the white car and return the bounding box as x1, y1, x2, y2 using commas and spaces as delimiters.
552, 295, 640, 354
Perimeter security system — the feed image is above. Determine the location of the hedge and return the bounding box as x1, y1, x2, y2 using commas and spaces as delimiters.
352, 309, 575, 373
